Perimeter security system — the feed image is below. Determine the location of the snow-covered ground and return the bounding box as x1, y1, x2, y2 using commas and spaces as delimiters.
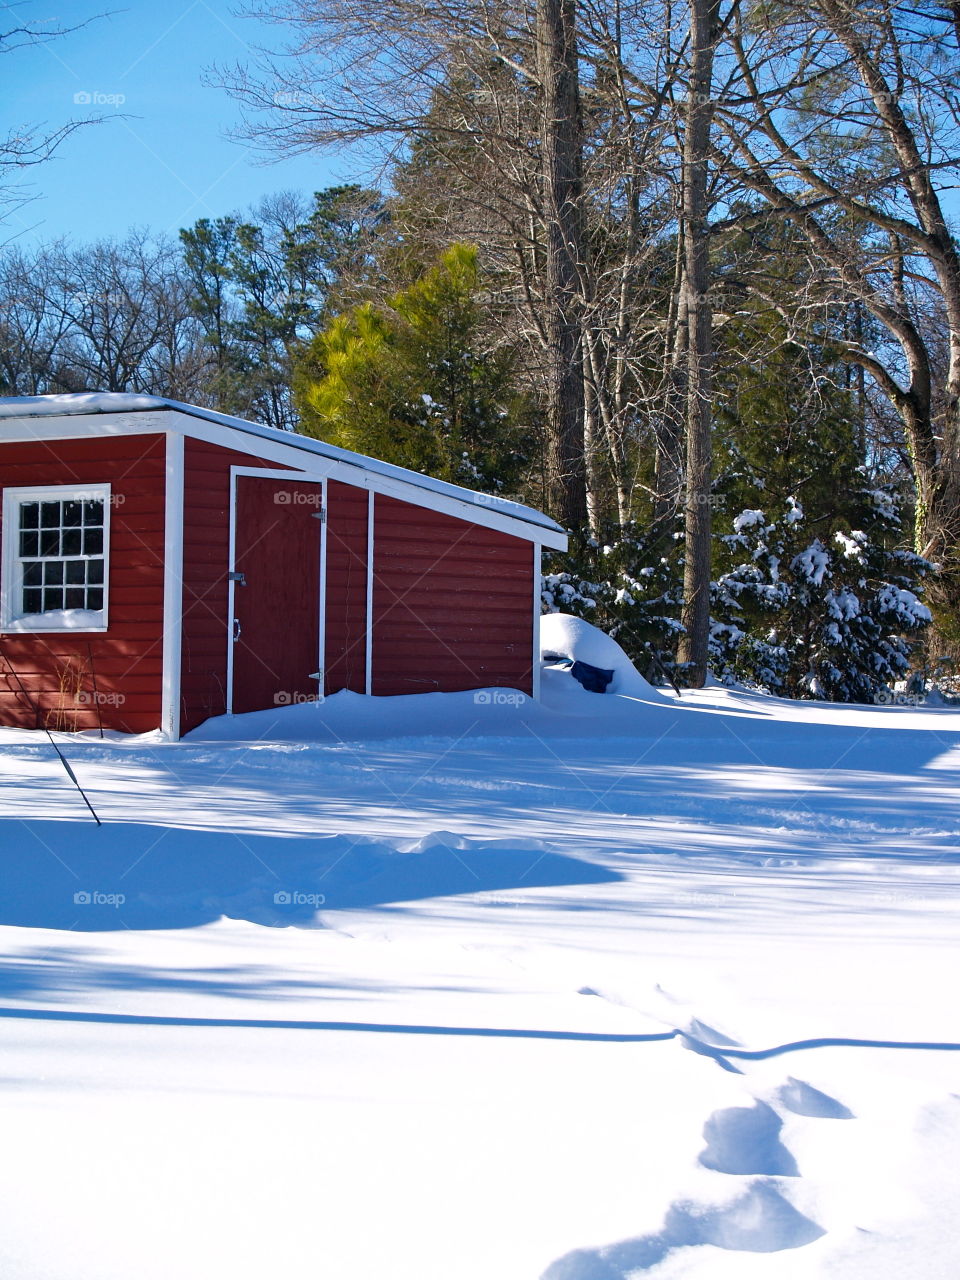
1, 672, 959, 1278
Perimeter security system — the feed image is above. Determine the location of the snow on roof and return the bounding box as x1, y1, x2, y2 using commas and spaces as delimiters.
0, 392, 564, 538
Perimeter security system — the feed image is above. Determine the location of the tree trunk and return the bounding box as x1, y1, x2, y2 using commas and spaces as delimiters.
653, 250, 687, 540
582, 350, 603, 539
537, 0, 588, 531
676, 0, 720, 686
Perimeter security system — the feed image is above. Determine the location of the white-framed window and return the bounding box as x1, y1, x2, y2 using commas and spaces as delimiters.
1, 484, 111, 632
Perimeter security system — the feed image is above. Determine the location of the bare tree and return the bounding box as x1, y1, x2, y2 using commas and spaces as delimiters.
708, 0, 960, 613
217, 0, 602, 524
537, 0, 588, 528
1, 8, 104, 221
0, 234, 211, 397
675, 0, 724, 683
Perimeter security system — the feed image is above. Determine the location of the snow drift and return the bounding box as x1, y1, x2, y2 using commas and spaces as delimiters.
540, 612, 667, 700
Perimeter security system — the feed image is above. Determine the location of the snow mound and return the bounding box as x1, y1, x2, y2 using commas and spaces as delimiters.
5, 607, 104, 631
776, 1077, 854, 1120
0, 392, 167, 417
540, 613, 666, 700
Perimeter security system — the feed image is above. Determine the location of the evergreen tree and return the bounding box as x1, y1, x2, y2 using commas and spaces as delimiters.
541, 526, 685, 675
179, 186, 382, 429
710, 488, 931, 701
293, 243, 535, 492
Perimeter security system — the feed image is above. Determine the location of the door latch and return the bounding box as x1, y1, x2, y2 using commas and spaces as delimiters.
228, 571, 246, 585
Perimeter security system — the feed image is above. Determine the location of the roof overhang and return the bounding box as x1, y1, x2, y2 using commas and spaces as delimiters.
0, 399, 569, 551
0, 401, 570, 552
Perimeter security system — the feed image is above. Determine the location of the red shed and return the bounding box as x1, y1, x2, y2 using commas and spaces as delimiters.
0, 394, 566, 739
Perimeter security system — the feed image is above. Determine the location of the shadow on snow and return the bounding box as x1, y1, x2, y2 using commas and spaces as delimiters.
0, 818, 622, 932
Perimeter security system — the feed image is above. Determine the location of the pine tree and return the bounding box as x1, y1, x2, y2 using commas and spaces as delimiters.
179, 186, 382, 429
293, 243, 535, 492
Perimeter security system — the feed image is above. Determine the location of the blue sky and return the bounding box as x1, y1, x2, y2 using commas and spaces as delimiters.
2, 1, 357, 245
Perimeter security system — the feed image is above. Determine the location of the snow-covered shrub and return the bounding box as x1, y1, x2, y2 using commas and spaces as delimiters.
545, 491, 930, 701
711, 484, 931, 701
541, 524, 684, 677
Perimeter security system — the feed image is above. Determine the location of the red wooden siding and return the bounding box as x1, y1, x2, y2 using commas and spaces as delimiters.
179, 437, 291, 734
0, 433, 166, 733
324, 480, 368, 696
371, 494, 534, 696
1, 423, 543, 736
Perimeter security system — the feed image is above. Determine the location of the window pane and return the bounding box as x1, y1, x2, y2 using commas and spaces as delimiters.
12, 492, 108, 622
61, 528, 82, 556
83, 528, 103, 556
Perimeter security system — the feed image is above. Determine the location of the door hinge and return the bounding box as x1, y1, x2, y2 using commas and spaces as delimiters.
228, 571, 246, 585
311, 508, 326, 523
309, 670, 323, 681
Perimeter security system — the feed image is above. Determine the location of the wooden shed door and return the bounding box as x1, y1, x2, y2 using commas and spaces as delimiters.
231, 476, 323, 715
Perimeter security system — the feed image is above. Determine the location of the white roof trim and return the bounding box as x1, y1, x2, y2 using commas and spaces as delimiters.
0, 410, 567, 550
0, 393, 567, 548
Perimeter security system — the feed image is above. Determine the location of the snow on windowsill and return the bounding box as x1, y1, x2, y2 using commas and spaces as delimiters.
2, 608, 107, 633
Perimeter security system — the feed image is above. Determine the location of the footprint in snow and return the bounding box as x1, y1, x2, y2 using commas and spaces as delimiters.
541, 1180, 824, 1278
699, 1100, 799, 1177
